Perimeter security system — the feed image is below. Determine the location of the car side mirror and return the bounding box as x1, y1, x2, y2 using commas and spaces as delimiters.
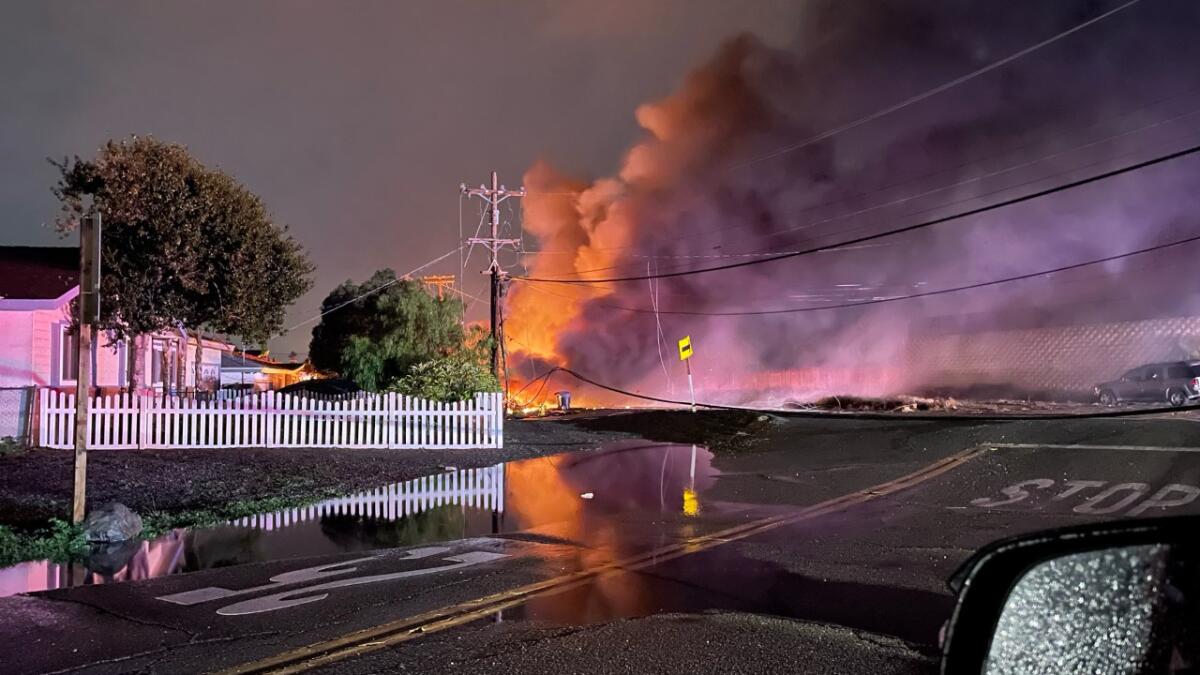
941, 516, 1200, 674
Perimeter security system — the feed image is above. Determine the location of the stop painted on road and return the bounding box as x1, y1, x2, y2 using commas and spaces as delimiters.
970, 479, 1200, 517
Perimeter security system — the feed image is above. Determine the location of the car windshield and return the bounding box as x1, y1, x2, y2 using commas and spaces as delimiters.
2, 2, 1200, 674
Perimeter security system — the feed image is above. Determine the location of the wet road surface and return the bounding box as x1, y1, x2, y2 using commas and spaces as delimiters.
2, 415, 1199, 674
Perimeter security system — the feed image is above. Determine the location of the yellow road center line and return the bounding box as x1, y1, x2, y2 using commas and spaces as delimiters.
217, 445, 987, 675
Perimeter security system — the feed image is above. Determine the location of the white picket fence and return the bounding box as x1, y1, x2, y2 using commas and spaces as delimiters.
36, 389, 504, 450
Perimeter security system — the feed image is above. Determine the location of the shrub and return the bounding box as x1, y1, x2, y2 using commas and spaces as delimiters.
389, 352, 499, 402
0, 436, 27, 456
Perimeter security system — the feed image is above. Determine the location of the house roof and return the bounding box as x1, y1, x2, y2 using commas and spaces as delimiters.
221, 352, 265, 370
220, 351, 308, 372
263, 362, 309, 372
0, 246, 78, 300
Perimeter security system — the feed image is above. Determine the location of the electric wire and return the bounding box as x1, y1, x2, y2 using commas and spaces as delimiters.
515, 140, 1200, 284
516, 232, 1200, 316
284, 247, 462, 333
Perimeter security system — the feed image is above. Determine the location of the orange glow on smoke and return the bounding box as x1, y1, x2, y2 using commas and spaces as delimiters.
504, 166, 630, 368
501, 43, 756, 405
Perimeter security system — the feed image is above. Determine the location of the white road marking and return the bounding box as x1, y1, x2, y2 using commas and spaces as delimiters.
157, 547, 450, 606
970, 479, 1055, 508
215, 551, 509, 616
1129, 484, 1200, 515
156, 545, 510, 616
1073, 483, 1150, 515
969, 479, 1200, 516
987, 442, 1200, 453
1050, 480, 1106, 501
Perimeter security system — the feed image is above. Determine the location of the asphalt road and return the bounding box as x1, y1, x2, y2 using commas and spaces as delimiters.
3, 413, 1199, 674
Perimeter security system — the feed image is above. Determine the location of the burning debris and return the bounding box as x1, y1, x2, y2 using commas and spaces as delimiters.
804, 395, 960, 413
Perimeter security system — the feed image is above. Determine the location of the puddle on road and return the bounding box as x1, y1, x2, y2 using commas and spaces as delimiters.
497, 543, 953, 648
0, 441, 718, 598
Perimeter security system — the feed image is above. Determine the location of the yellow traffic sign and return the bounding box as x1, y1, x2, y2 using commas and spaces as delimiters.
678, 336, 693, 361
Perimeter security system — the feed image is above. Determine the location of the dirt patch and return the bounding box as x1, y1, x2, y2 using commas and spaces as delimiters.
565, 409, 777, 453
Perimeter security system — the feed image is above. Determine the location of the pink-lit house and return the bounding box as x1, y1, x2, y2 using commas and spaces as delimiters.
0, 246, 228, 392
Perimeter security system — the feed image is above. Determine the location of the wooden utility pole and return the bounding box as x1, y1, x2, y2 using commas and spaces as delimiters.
418, 275, 456, 300
73, 213, 101, 524
461, 173, 524, 380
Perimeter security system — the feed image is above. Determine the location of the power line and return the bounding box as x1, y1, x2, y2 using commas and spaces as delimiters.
443, 279, 487, 313
528, 16, 1200, 263
284, 247, 461, 333
516, 0, 1133, 208
520, 232, 1200, 316
539, 365, 1200, 421
730, 110, 1200, 260
460, 195, 490, 269
515, 140, 1200, 284
517, 228, 1196, 309
728, 0, 1142, 172
511, 368, 557, 408
532, 109, 1200, 279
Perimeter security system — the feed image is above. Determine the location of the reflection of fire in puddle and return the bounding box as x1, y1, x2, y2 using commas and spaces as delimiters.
505, 442, 718, 623
0, 442, 717, 598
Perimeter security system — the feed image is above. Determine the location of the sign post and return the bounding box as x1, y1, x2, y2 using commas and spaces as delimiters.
677, 336, 695, 413
73, 213, 100, 524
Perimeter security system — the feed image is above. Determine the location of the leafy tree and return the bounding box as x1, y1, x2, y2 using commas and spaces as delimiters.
309, 270, 464, 390
185, 165, 313, 344
52, 136, 313, 388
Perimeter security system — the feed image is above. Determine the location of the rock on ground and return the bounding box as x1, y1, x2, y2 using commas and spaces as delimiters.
83, 502, 143, 542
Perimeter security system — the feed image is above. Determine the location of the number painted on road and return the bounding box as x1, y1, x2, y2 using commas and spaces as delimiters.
156, 545, 508, 616
970, 480, 1200, 516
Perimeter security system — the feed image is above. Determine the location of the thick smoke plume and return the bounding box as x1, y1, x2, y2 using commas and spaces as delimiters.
506, 1, 1200, 405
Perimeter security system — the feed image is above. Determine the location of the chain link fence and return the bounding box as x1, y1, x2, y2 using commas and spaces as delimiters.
0, 386, 35, 446
909, 316, 1200, 397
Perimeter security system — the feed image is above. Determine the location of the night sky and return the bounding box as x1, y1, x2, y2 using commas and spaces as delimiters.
0, 1, 804, 355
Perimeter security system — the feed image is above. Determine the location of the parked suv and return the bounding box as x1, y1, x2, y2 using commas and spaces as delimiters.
1094, 361, 1200, 406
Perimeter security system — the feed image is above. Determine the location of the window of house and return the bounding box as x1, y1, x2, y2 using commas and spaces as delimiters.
59, 325, 79, 382
151, 339, 166, 385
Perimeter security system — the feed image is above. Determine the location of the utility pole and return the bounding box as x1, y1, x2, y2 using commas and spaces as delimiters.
74, 213, 101, 524
461, 172, 524, 380
414, 275, 456, 300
